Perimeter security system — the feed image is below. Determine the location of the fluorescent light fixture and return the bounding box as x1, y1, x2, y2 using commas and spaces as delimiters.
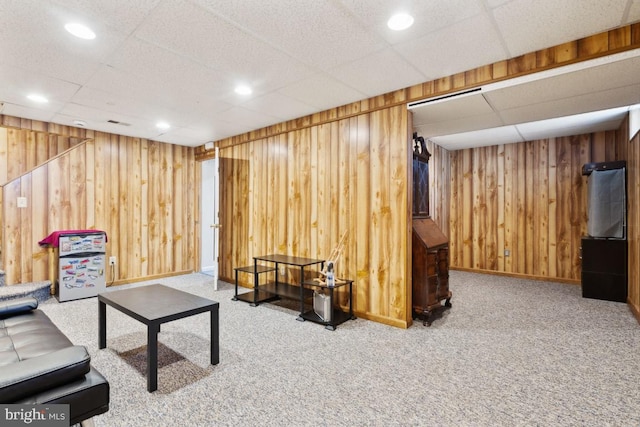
387, 13, 414, 31
234, 85, 252, 95
64, 23, 96, 40
156, 121, 170, 130
27, 94, 48, 103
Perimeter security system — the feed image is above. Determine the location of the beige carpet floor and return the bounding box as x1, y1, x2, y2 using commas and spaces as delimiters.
40, 271, 640, 426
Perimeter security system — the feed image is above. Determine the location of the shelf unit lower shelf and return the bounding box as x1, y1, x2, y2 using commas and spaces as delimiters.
234, 282, 313, 305
233, 290, 279, 305
262, 282, 314, 300
300, 308, 354, 331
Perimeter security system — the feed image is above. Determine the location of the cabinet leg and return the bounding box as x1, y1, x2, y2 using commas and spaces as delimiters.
444, 298, 452, 308
421, 310, 431, 327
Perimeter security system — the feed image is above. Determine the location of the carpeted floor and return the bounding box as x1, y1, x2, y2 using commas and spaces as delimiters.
39, 271, 640, 426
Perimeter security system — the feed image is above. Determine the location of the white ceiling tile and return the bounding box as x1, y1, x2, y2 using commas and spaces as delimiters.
394, 14, 507, 79
194, 0, 387, 70
241, 93, 318, 122
2, 103, 56, 123
338, 0, 484, 44
205, 119, 254, 141
214, 107, 282, 132
498, 84, 640, 125
516, 108, 628, 140
411, 93, 494, 124
491, 0, 630, 57
277, 73, 368, 111
50, 0, 162, 34
0, 0, 127, 83
134, 0, 316, 87
105, 38, 233, 98
414, 113, 504, 138
485, 54, 640, 111
0, 64, 81, 107
327, 48, 427, 97
628, 0, 640, 22
55, 103, 147, 129
152, 127, 210, 146
431, 125, 524, 150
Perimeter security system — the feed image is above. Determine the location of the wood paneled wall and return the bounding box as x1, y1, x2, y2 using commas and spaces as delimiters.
448, 129, 627, 282
219, 106, 412, 328
627, 123, 640, 321
1, 125, 199, 286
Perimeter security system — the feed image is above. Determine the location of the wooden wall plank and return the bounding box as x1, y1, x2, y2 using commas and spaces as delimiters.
3, 179, 21, 284
355, 115, 370, 314
496, 145, 505, 271
485, 145, 498, 271
172, 144, 184, 272
461, 149, 473, 268
31, 166, 48, 281
503, 144, 515, 272
516, 144, 526, 273
0, 128, 7, 184
20, 174, 33, 282
524, 141, 534, 274
548, 137, 558, 278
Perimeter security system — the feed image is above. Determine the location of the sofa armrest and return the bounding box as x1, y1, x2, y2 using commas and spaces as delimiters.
0, 346, 91, 402
0, 297, 38, 319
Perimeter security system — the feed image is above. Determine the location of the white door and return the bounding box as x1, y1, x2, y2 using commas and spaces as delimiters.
200, 150, 220, 290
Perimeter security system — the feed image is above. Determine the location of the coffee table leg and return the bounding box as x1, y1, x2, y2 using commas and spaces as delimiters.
147, 323, 160, 392
98, 300, 106, 349
211, 306, 219, 365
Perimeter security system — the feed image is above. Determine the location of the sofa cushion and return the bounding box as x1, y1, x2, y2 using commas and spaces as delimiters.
0, 345, 91, 402
0, 310, 73, 366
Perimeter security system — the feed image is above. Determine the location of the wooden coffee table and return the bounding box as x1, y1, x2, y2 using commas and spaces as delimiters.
98, 284, 219, 392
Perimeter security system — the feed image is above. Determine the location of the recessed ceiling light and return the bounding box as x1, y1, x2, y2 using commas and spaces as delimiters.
27, 94, 48, 103
64, 23, 96, 40
387, 13, 414, 31
73, 120, 87, 127
234, 85, 252, 95
156, 121, 170, 130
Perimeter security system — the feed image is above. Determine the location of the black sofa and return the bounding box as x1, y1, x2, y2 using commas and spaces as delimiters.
0, 297, 109, 425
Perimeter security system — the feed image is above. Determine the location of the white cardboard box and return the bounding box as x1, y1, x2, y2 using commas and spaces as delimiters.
313, 291, 332, 322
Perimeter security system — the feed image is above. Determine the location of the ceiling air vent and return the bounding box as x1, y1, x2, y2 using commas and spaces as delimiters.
407, 87, 482, 109
107, 119, 131, 126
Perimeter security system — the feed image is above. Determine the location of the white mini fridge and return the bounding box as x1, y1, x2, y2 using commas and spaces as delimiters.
57, 232, 107, 302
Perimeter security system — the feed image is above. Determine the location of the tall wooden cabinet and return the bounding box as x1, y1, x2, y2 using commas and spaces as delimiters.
411, 218, 452, 325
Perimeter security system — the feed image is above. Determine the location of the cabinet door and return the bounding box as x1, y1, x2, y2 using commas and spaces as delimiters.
581, 237, 627, 302
581, 238, 626, 274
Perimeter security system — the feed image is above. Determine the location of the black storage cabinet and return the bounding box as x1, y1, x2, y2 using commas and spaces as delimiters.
581, 237, 627, 303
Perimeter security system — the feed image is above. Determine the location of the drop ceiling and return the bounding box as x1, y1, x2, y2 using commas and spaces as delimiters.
0, 0, 639, 147
411, 49, 640, 150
